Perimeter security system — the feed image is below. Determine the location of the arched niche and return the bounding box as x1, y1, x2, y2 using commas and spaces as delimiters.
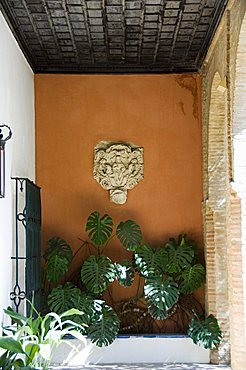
231, 11, 246, 363
206, 71, 230, 364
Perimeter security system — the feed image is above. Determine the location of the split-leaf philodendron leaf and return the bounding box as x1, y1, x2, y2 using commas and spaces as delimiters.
115, 260, 135, 287
86, 211, 113, 246
144, 276, 179, 316
81, 255, 115, 294
116, 220, 142, 251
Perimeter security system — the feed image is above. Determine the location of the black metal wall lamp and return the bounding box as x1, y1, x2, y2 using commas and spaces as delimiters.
0, 124, 12, 198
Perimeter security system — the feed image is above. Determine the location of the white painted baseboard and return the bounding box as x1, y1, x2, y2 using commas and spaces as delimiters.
51, 335, 210, 366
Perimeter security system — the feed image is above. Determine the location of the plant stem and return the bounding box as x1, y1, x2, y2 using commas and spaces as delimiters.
77, 238, 97, 254
134, 275, 143, 301
101, 234, 116, 254
106, 287, 115, 309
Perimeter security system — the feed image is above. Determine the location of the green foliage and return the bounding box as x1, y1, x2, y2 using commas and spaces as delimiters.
42, 211, 218, 350
144, 276, 180, 319
87, 302, 120, 347
81, 255, 115, 294
44, 237, 73, 284
163, 236, 195, 274
48, 285, 96, 332
115, 260, 135, 287
69, 293, 95, 328
0, 337, 25, 354
46, 253, 70, 284
0, 302, 86, 369
188, 315, 222, 349
86, 211, 113, 246
179, 264, 205, 295
135, 244, 167, 278
48, 282, 81, 314
45, 237, 73, 262
116, 220, 142, 251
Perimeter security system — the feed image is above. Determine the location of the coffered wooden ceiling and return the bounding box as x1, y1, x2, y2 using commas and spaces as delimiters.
1, 0, 228, 73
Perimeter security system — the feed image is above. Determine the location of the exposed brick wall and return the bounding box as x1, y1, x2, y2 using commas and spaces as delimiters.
229, 188, 245, 370
201, 0, 246, 367
233, 15, 246, 348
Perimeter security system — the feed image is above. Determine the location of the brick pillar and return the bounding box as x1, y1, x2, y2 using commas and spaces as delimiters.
228, 188, 246, 369
204, 72, 230, 364
230, 11, 246, 369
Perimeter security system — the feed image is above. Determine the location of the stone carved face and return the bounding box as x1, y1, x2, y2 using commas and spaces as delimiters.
93, 142, 144, 204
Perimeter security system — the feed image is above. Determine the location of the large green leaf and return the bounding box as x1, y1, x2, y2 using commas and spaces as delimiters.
4, 306, 28, 325
25, 343, 40, 364
0, 337, 24, 354
86, 212, 113, 246
114, 260, 135, 287
144, 276, 179, 317
0, 351, 8, 368
116, 220, 142, 251
87, 303, 120, 347
46, 253, 70, 284
179, 264, 205, 295
48, 282, 81, 314
44, 237, 73, 284
45, 237, 73, 263
163, 237, 195, 274
188, 315, 222, 349
135, 245, 167, 278
81, 255, 115, 294
70, 293, 95, 328
147, 303, 175, 320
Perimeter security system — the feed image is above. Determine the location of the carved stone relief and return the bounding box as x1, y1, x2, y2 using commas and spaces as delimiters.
93, 141, 144, 205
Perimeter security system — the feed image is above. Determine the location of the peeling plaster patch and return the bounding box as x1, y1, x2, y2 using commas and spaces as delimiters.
175, 75, 198, 119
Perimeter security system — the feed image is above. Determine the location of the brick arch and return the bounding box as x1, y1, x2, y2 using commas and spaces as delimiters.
233, 13, 246, 288
205, 71, 230, 364
201, 1, 246, 368
230, 11, 246, 368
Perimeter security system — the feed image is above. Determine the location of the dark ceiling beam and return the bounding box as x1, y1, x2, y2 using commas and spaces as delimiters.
0, 0, 229, 74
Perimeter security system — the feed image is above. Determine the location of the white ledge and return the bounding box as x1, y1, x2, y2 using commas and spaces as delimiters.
52, 336, 210, 366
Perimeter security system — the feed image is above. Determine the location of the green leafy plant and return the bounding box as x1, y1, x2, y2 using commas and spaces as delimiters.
114, 260, 135, 287
144, 276, 180, 319
47, 282, 81, 314
44, 237, 73, 284
179, 264, 205, 295
188, 315, 222, 349
81, 255, 115, 294
87, 301, 120, 347
163, 235, 195, 274
86, 212, 113, 246
80, 212, 142, 294
43, 211, 142, 347
116, 220, 142, 251
0, 300, 86, 369
48, 285, 120, 347
43, 211, 221, 351
133, 235, 206, 321
134, 244, 167, 278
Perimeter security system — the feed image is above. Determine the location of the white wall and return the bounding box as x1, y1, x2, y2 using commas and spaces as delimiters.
0, 11, 35, 325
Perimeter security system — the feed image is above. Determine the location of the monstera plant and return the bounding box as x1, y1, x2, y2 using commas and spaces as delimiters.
134, 235, 206, 319
43, 211, 222, 349
80, 211, 140, 293
43, 212, 141, 347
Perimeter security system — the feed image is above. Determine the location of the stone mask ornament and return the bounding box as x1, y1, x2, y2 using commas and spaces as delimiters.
93, 141, 144, 205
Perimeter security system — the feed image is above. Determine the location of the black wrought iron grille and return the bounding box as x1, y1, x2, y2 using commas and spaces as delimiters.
11, 178, 41, 315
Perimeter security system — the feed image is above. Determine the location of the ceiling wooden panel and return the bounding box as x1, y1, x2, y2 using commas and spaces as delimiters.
0, 0, 228, 73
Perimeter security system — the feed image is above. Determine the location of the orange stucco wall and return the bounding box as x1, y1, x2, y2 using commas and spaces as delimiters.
35, 74, 203, 302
